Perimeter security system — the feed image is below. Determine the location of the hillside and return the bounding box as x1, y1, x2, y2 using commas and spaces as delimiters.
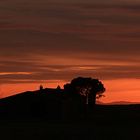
0, 88, 64, 119
0, 88, 140, 122
0, 89, 140, 139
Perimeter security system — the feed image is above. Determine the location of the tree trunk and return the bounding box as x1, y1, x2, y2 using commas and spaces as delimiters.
88, 93, 96, 110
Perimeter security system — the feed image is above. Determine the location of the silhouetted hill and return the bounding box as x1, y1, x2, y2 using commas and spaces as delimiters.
0, 88, 64, 119
0, 89, 140, 140
105, 101, 140, 105
0, 88, 140, 123
96, 100, 140, 105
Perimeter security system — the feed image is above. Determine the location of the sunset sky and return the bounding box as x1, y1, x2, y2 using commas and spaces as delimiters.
0, 0, 140, 103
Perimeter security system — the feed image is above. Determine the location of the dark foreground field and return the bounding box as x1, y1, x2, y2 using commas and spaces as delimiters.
0, 104, 140, 140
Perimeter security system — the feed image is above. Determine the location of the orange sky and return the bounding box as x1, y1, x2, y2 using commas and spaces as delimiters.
0, 79, 140, 103
0, 0, 140, 103
100, 79, 140, 103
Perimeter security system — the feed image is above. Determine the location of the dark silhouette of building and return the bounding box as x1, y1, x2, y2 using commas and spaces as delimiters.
40, 85, 43, 91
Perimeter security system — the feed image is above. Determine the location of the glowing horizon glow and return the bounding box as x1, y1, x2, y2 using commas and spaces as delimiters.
99, 79, 140, 103
0, 78, 140, 104
0, 80, 66, 99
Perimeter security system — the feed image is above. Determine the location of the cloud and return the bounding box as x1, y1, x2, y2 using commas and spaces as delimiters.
0, 1, 140, 84
0, 60, 139, 84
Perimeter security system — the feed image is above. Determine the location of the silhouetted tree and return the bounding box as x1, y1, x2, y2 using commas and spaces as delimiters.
64, 77, 105, 109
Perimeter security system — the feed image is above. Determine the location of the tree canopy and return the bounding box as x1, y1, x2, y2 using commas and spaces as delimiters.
64, 77, 105, 106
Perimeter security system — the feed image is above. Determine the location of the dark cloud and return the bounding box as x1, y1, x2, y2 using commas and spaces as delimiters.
0, 63, 139, 84
0, 0, 140, 84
